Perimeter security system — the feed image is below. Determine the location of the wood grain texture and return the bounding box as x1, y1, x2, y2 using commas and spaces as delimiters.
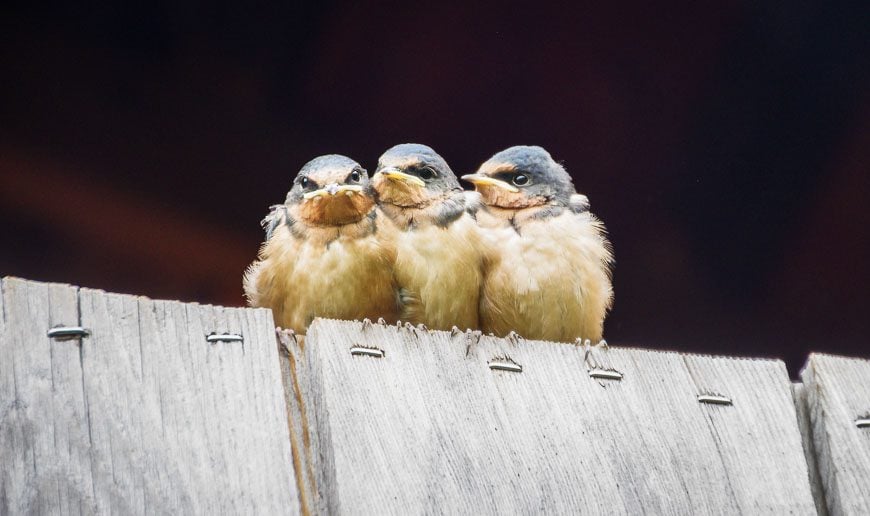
292, 318, 817, 515
0, 277, 299, 514
802, 353, 870, 515
0, 278, 96, 514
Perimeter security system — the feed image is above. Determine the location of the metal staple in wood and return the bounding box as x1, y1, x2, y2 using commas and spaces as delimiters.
488, 360, 522, 373
206, 333, 244, 343
350, 346, 385, 358
698, 394, 733, 406
589, 368, 623, 380
47, 326, 90, 340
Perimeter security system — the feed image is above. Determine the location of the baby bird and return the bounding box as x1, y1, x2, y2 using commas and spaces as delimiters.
372, 143, 484, 331
462, 145, 613, 343
244, 155, 398, 333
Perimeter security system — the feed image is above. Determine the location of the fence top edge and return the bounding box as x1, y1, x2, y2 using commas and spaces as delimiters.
1, 276, 273, 316
307, 317, 791, 366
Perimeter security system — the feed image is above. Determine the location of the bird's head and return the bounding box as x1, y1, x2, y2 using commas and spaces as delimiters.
372, 143, 460, 207
286, 155, 375, 226
462, 146, 575, 209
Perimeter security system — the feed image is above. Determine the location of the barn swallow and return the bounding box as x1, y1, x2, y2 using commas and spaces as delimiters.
372, 143, 484, 331
461, 145, 613, 343
244, 155, 399, 333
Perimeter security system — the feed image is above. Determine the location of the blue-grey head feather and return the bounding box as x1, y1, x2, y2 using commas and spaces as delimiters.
484, 145, 577, 205
285, 154, 370, 204
377, 143, 461, 192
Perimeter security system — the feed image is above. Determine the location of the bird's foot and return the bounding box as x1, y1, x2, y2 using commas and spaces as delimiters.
580, 337, 620, 383
465, 329, 482, 357
276, 327, 299, 355
505, 330, 523, 346
404, 321, 419, 337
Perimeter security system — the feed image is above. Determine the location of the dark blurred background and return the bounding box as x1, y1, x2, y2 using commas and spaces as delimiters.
2, 2, 868, 375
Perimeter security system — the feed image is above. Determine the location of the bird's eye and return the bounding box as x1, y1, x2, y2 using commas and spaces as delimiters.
350, 170, 361, 182
512, 174, 529, 186
418, 166, 435, 180
300, 177, 309, 188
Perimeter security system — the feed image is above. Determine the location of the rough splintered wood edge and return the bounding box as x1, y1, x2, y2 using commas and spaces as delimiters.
792, 382, 829, 516
801, 353, 870, 516
277, 329, 317, 516
298, 317, 817, 515
304, 317, 793, 363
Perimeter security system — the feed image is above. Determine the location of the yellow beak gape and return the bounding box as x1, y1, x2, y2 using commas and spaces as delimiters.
376, 168, 426, 188
460, 174, 519, 193
303, 183, 364, 200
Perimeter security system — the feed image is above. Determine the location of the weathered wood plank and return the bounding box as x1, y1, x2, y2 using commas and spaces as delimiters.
0, 277, 299, 514
293, 318, 817, 515
802, 353, 870, 515
0, 278, 96, 515
79, 288, 146, 513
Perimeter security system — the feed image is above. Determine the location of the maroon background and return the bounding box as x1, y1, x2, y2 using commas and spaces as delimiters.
2, 2, 868, 375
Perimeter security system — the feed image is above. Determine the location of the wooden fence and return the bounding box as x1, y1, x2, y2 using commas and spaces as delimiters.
1, 277, 868, 515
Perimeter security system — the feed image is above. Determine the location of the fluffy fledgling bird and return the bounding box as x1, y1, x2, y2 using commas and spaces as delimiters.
372, 143, 484, 331
462, 145, 613, 343
244, 155, 398, 333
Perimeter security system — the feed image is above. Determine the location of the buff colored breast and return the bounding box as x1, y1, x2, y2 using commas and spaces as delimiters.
392, 214, 483, 331
244, 225, 398, 334
479, 211, 613, 342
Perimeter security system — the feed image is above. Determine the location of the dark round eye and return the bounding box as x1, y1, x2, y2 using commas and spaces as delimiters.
350, 170, 361, 182
512, 174, 529, 186
300, 176, 309, 188
418, 166, 435, 180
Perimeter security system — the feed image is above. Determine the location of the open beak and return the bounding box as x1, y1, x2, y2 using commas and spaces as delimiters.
303, 183, 364, 200
374, 167, 426, 188
460, 174, 519, 193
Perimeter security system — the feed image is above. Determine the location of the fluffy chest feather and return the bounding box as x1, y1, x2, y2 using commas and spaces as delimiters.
245, 222, 397, 333
391, 214, 483, 329
480, 211, 613, 341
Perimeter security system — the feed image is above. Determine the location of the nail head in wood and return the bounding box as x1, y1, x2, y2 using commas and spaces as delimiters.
47, 326, 90, 340
697, 394, 733, 406
206, 333, 244, 343
350, 346, 385, 358
855, 417, 870, 428
589, 368, 623, 381
488, 360, 523, 373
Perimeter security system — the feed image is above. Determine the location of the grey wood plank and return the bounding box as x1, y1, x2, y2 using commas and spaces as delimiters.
79, 288, 148, 513
191, 301, 298, 514
136, 297, 214, 513
298, 318, 817, 515
241, 308, 299, 511
0, 277, 96, 515
2, 277, 298, 514
793, 382, 828, 516
183, 300, 236, 513
802, 353, 870, 515
680, 354, 818, 513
